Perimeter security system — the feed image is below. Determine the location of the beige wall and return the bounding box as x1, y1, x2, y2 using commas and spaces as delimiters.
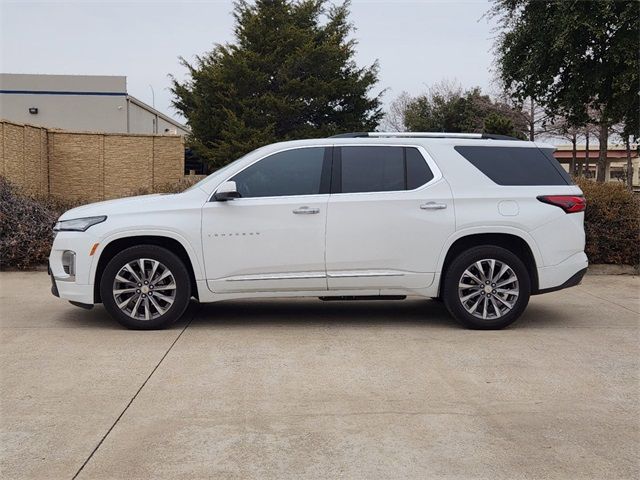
1, 120, 184, 202
0, 121, 49, 196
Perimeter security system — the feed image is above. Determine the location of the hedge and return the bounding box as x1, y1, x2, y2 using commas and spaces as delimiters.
575, 178, 639, 266
0, 177, 78, 269
1, 175, 638, 269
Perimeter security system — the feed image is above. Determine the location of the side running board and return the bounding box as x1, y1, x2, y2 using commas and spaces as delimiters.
318, 295, 407, 301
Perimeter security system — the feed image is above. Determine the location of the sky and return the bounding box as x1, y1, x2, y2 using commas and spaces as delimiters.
1, 0, 498, 125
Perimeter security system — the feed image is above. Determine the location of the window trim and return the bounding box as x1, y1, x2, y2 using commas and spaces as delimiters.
209, 143, 442, 201
331, 144, 442, 196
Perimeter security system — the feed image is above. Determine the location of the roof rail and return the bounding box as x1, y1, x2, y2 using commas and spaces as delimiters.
480, 133, 520, 141
330, 132, 370, 138
330, 132, 519, 141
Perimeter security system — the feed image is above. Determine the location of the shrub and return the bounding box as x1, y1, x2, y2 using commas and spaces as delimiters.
0, 177, 74, 269
575, 178, 640, 266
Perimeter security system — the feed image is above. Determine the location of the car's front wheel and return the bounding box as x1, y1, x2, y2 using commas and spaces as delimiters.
442, 246, 531, 329
100, 245, 191, 329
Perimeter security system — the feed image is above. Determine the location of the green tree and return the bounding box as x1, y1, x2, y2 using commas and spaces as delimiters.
491, 0, 639, 182
171, 0, 382, 168
394, 84, 528, 138
483, 112, 518, 137
617, 97, 639, 190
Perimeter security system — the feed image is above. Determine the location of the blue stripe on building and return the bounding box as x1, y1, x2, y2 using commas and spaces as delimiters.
0, 90, 127, 96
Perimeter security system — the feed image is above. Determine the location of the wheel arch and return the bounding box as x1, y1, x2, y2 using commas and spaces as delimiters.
438, 231, 540, 294
92, 234, 201, 303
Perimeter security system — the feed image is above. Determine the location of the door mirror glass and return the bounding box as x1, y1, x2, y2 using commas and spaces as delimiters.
213, 181, 241, 201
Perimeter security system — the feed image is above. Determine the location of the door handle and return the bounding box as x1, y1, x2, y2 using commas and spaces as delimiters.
292, 206, 320, 215
420, 202, 447, 210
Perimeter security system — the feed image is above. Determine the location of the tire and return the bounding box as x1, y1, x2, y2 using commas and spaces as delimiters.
100, 245, 191, 330
442, 245, 531, 330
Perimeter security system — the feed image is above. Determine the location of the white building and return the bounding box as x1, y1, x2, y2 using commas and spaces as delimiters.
0, 73, 189, 135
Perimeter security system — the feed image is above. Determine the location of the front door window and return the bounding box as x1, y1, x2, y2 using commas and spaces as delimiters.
232, 147, 328, 198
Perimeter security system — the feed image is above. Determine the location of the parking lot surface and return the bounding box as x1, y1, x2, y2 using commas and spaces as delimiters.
1, 271, 638, 480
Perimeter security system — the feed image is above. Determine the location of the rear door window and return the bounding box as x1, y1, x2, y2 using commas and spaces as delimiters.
340, 146, 405, 193
454, 146, 572, 186
338, 146, 434, 193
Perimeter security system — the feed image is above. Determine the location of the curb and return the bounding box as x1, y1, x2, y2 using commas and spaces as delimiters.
587, 264, 639, 275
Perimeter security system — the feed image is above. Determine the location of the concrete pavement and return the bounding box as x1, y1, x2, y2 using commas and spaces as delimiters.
1, 271, 638, 479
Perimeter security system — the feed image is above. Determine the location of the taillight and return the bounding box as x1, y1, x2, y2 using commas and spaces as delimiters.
537, 195, 586, 213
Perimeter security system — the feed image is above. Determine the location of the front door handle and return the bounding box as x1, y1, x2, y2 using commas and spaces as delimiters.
420, 202, 447, 210
293, 206, 320, 215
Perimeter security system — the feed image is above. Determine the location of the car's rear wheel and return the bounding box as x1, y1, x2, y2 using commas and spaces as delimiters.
100, 245, 191, 329
442, 246, 531, 329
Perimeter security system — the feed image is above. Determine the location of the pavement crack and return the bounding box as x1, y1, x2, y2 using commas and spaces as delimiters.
579, 288, 639, 315
71, 306, 197, 480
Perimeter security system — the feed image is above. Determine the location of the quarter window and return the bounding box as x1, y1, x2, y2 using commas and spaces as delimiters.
454, 146, 572, 186
232, 147, 327, 198
338, 146, 434, 193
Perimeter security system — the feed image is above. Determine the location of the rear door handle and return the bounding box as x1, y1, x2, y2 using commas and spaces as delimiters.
293, 206, 320, 215
420, 202, 447, 210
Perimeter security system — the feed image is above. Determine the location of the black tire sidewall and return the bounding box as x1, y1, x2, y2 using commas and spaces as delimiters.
443, 246, 531, 329
100, 245, 191, 330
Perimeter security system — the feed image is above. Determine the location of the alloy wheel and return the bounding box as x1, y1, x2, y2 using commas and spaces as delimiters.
457, 258, 519, 320
112, 258, 177, 321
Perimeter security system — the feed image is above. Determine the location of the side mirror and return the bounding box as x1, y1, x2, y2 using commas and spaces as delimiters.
213, 181, 241, 201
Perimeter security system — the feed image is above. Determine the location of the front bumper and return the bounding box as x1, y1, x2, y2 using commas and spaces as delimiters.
49, 263, 59, 297
49, 268, 95, 304
49, 231, 97, 305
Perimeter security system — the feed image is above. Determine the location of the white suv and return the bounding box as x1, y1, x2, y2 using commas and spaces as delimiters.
49, 132, 587, 330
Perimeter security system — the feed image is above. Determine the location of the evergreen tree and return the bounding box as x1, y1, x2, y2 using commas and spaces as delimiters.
483, 112, 519, 138
172, 0, 382, 168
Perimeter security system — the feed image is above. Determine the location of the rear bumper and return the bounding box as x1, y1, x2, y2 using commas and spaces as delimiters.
536, 267, 587, 294
535, 251, 588, 294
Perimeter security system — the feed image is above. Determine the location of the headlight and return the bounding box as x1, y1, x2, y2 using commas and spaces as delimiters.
53, 216, 107, 232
